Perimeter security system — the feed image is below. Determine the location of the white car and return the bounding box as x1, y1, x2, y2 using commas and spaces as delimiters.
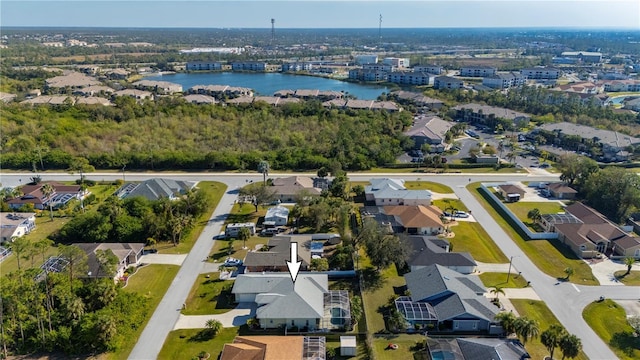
454, 211, 469, 218
223, 257, 243, 267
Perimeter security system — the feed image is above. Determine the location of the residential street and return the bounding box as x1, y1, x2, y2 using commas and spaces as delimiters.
3, 171, 639, 359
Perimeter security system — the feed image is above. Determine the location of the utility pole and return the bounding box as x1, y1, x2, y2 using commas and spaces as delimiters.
271, 18, 275, 43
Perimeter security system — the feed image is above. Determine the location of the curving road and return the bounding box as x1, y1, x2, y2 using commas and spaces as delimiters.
2, 171, 638, 359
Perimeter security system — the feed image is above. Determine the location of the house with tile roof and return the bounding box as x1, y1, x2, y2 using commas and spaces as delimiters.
8, 181, 85, 210
220, 336, 326, 360
403, 236, 477, 274
364, 178, 432, 207
271, 176, 323, 202
384, 205, 445, 236
231, 273, 350, 331
398, 264, 499, 332
545, 182, 577, 199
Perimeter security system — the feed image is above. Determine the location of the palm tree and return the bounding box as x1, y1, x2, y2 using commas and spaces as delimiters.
258, 160, 270, 185
514, 316, 540, 346
238, 227, 251, 250
541, 324, 566, 360
205, 319, 222, 338
41, 183, 55, 221
527, 208, 541, 224
495, 311, 517, 336
558, 333, 582, 360
505, 151, 517, 164
563, 267, 574, 281
490, 286, 505, 302
623, 256, 635, 275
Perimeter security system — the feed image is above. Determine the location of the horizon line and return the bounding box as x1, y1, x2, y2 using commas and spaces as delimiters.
2, 25, 639, 30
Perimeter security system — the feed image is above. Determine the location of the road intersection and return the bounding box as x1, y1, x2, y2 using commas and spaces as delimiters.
2, 171, 638, 359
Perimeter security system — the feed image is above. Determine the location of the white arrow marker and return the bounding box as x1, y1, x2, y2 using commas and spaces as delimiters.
286, 242, 301, 284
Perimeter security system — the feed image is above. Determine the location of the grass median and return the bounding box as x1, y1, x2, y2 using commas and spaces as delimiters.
583, 299, 640, 360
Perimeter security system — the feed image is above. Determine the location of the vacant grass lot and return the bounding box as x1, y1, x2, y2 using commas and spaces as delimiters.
158, 327, 239, 360
511, 299, 588, 360
469, 183, 597, 285
583, 299, 640, 360
505, 201, 566, 225
614, 270, 640, 285
478, 272, 528, 288
447, 222, 508, 263
432, 198, 468, 213
183, 273, 235, 315
404, 181, 454, 194
107, 264, 180, 360
160, 181, 227, 254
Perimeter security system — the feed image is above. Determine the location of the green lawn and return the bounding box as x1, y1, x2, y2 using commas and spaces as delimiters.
160, 181, 227, 254
478, 272, 528, 288
469, 183, 598, 285
614, 270, 640, 285
404, 181, 453, 194
447, 222, 508, 263
583, 299, 640, 360
0, 216, 69, 276
432, 199, 468, 212
183, 273, 235, 315
511, 299, 588, 360
209, 203, 269, 261
505, 201, 566, 226
373, 334, 428, 360
106, 264, 180, 360
158, 327, 239, 360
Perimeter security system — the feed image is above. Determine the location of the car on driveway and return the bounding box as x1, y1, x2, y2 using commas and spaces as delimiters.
223, 257, 243, 267
454, 211, 469, 218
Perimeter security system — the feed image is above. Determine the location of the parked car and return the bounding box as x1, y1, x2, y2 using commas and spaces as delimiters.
260, 228, 278, 236
454, 211, 469, 218
223, 257, 243, 267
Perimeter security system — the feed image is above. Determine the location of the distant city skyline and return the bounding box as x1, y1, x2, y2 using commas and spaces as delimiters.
2, 0, 639, 29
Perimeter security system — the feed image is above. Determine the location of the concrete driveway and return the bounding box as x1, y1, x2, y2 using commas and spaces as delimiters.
590, 258, 640, 286
173, 303, 256, 329
140, 254, 187, 266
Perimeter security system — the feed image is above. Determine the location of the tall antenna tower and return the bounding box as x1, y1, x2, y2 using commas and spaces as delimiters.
271, 18, 275, 43
378, 14, 382, 39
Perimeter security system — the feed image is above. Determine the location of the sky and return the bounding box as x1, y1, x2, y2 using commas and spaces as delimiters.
1, 0, 639, 29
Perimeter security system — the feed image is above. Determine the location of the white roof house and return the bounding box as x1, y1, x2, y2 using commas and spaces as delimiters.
0, 212, 36, 243
265, 205, 290, 226
365, 178, 432, 207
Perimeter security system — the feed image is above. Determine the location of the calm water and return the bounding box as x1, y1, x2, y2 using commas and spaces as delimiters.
145, 72, 389, 100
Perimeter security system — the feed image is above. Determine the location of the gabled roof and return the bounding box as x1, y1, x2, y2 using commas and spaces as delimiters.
265, 206, 290, 219
404, 115, 453, 141
404, 236, 476, 268
564, 202, 607, 224
427, 338, 530, 360
366, 178, 406, 192
271, 176, 322, 197
384, 206, 443, 228
547, 182, 577, 194
243, 235, 312, 268
232, 273, 328, 320
498, 184, 525, 196
119, 178, 195, 201
74, 243, 144, 277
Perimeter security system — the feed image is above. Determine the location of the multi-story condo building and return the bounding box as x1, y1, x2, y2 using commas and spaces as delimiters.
355, 54, 379, 65
362, 63, 396, 72
282, 62, 313, 72
348, 69, 387, 82
186, 61, 222, 71
460, 66, 497, 77
413, 65, 443, 75
387, 71, 433, 86
231, 61, 267, 71
433, 76, 464, 90
521, 67, 561, 79
383, 57, 410, 68
482, 72, 526, 89
603, 80, 640, 92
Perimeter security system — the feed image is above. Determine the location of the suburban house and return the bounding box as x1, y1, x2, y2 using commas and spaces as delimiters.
497, 184, 525, 202
8, 181, 85, 210
426, 338, 530, 360
271, 176, 323, 202
45, 71, 101, 92
544, 183, 577, 199
189, 84, 253, 98
552, 81, 603, 94
183, 94, 218, 104
384, 205, 445, 236
220, 336, 327, 360
74, 243, 145, 279
113, 89, 153, 100
403, 235, 477, 274
543, 202, 640, 258
231, 273, 351, 330
132, 80, 183, 94
225, 223, 256, 238
404, 115, 453, 152
397, 264, 499, 332
389, 90, 445, 110
365, 178, 432, 207
115, 178, 196, 201
0, 212, 36, 243
243, 235, 312, 272
453, 103, 531, 128
264, 206, 290, 226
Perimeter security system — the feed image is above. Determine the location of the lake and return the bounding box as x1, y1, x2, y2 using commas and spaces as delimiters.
145, 72, 389, 100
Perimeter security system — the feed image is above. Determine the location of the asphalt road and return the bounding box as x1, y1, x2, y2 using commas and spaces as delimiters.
3, 171, 638, 359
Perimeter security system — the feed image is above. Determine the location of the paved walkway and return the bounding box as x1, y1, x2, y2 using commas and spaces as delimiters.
475, 261, 514, 273
173, 303, 256, 329
431, 192, 458, 200
139, 254, 187, 266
